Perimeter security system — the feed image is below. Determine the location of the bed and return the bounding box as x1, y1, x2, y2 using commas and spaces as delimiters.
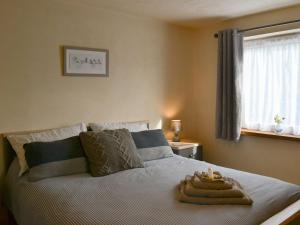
4, 154, 300, 225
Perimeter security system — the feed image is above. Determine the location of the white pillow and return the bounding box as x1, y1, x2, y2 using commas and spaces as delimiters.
7, 123, 87, 176
89, 121, 149, 132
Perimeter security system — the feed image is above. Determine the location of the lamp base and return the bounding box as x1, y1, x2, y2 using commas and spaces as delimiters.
172, 132, 180, 142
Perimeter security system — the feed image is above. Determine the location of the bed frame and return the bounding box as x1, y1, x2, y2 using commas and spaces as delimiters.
0, 133, 15, 195
0, 129, 299, 225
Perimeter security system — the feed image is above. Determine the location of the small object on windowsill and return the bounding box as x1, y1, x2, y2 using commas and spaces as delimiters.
171, 120, 181, 142
273, 114, 285, 134
274, 124, 283, 134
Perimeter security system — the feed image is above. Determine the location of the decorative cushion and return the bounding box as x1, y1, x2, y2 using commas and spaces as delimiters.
80, 129, 144, 177
24, 136, 87, 181
89, 121, 148, 132
7, 123, 87, 176
131, 129, 173, 161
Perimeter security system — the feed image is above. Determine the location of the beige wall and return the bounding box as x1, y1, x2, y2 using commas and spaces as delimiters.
0, 0, 195, 133
0, 0, 195, 189
191, 5, 300, 185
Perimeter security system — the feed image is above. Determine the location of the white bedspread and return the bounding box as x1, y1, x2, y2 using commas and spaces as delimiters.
4, 155, 300, 225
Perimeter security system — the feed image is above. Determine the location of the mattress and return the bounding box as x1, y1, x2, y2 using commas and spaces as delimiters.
4, 155, 300, 225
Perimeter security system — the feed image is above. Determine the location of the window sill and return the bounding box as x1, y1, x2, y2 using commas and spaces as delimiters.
241, 128, 300, 142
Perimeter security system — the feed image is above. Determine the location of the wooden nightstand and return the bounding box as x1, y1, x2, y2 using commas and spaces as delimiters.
168, 140, 203, 160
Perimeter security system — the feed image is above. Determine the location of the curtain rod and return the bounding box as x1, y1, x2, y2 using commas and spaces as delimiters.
214, 18, 300, 38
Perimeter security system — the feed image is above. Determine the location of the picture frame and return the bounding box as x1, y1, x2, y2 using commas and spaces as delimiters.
63, 46, 109, 77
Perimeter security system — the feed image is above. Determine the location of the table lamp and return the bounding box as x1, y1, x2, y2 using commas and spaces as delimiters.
171, 120, 181, 142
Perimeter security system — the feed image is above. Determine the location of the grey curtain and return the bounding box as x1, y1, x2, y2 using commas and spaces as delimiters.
216, 29, 243, 141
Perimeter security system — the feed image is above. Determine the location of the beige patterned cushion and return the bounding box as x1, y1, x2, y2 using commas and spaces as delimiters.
79, 129, 144, 176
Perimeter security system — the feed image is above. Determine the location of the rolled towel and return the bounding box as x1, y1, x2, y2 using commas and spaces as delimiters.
187, 175, 233, 190
178, 181, 253, 205
184, 179, 245, 198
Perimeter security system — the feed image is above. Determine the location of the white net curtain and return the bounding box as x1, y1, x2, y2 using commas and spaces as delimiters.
242, 33, 300, 135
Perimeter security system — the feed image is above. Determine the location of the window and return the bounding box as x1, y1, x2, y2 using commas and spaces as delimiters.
242, 32, 300, 136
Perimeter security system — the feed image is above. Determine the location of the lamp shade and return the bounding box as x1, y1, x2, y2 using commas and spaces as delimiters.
171, 120, 181, 132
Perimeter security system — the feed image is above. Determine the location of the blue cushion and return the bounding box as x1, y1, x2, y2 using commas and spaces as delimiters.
24, 136, 87, 181
131, 129, 173, 161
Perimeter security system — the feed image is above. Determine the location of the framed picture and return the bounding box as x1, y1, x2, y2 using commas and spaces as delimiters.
64, 46, 109, 76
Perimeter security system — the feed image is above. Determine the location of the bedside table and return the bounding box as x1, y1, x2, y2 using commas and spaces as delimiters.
168, 141, 203, 160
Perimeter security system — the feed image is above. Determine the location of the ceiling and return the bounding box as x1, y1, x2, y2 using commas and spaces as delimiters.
77, 0, 300, 27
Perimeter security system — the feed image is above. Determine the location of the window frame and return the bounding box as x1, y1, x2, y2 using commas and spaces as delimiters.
241, 29, 300, 141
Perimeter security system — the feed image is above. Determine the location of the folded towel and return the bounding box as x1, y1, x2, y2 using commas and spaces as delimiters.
195, 171, 225, 183
178, 182, 253, 205
184, 180, 245, 198
187, 175, 233, 190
